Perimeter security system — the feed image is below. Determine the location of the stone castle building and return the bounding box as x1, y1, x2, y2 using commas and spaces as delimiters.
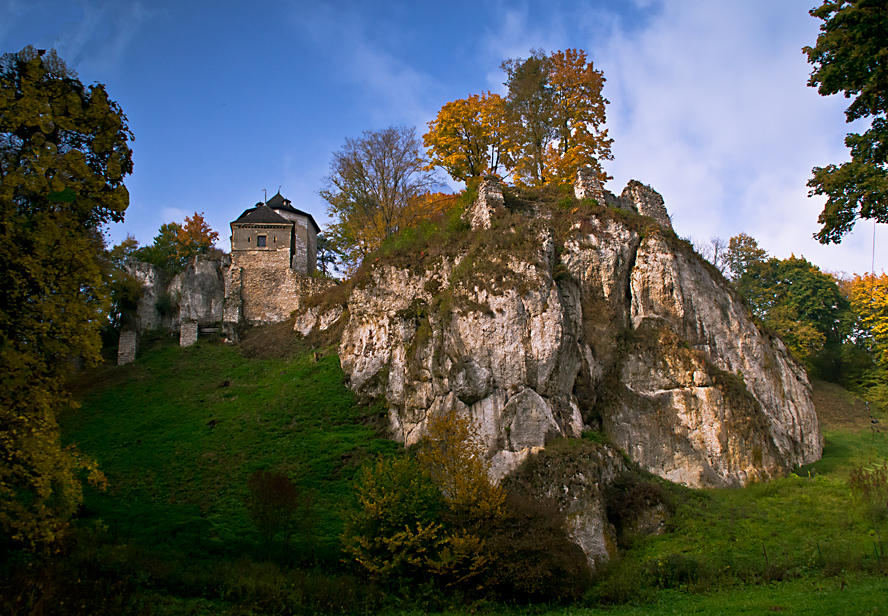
120, 192, 334, 361
230, 191, 319, 275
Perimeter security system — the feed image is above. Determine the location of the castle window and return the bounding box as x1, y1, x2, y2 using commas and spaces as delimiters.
257, 235, 267, 248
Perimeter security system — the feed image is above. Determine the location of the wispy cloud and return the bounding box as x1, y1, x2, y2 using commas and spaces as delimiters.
288, 2, 444, 129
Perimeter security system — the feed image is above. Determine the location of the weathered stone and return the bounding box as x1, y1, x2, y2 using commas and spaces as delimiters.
621, 180, 672, 229
463, 177, 504, 231
117, 329, 138, 365
180, 321, 198, 347
338, 200, 821, 489
574, 167, 606, 204
504, 443, 629, 570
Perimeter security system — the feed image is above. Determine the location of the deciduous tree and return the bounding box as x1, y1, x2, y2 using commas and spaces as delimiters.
725, 232, 769, 280
132, 212, 220, 274
803, 0, 888, 243
0, 46, 129, 549
423, 92, 514, 182
502, 48, 612, 187
320, 126, 442, 271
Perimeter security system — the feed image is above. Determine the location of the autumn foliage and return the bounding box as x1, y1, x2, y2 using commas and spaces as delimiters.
424, 48, 612, 187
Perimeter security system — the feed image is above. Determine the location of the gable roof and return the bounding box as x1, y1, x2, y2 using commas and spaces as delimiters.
264, 191, 321, 234
233, 204, 292, 225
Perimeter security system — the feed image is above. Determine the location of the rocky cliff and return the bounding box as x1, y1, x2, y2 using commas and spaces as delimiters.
308, 180, 821, 489
299, 179, 822, 566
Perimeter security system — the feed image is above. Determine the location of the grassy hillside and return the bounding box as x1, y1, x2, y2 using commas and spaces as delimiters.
3, 328, 884, 615
63, 324, 397, 562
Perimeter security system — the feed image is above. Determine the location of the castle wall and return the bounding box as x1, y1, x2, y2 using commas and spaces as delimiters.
230, 223, 292, 252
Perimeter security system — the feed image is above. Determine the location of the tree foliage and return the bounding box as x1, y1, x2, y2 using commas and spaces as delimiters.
735, 251, 851, 373
132, 212, 219, 274
415, 409, 505, 523
0, 46, 130, 549
725, 232, 769, 280
849, 272, 888, 365
320, 126, 442, 272
244, 470, 305, 552
423, 92, 514, 182
424, 48, 612, 187
803, 0, 888, 243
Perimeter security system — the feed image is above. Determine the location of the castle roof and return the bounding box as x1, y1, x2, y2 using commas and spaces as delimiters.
233, 204, 292, 225
232, 192, 321, 233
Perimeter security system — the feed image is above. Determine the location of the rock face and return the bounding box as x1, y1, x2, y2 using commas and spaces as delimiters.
335, 182, 822, 490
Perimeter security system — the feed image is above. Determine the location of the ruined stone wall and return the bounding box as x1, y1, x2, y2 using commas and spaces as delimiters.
117, 330, 138, 365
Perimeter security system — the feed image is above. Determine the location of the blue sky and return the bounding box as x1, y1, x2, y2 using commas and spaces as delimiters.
3, 0, 884, 276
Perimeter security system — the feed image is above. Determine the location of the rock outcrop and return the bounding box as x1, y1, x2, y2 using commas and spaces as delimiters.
301, 179, 822, 568
329, 181, 821, 490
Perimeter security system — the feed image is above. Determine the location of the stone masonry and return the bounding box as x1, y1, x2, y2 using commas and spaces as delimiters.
117, 329, 138, 365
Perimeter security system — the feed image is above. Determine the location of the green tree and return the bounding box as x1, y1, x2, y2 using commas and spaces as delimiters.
340, 456, 447, 581
725, 232, 769, 281
133, 212, 220, 274
0, 46, 131, 549
736, 254, 851, 374
803, 0, 888, 243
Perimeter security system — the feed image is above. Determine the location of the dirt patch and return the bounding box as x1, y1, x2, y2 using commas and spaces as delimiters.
811, 379, 877, 431
238, 318, 309, 360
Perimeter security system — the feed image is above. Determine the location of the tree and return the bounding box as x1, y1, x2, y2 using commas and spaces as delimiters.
415, 409, 505, 523
320, 126, 442, 270
736, 255, 851, 372
340, 456, 447, 581
132, 212, 219, 274
803, 0, 888, 243
0, 46, 130, 549
849, 272, 888, 365
725, 232, 769, 280
542, 48, 613, 185
502, 48, 612, 186
423, 92, 514, 182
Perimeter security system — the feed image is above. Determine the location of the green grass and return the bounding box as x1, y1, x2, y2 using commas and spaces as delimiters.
62, 336, 398, 560
31, 335, 887, 614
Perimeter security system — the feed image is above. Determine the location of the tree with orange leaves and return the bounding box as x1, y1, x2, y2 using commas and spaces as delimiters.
423, 92, 515, 182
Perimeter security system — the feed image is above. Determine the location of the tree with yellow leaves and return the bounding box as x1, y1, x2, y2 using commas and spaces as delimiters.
426, 49, 612, 187
1, 47, 123, 549
423, 92, 514, 182
849, 273, 888, 366
543, 49, 613, 186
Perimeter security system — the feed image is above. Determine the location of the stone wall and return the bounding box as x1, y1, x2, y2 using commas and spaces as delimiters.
117, 329, 138, 365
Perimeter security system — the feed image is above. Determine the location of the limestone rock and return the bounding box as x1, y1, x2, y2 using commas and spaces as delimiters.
338, 195, 821, 489
463, 177, 504, 231
503, 442, 628, 570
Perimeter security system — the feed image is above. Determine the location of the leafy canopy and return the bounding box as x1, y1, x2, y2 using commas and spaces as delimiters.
320, 126, 444, 273
803, 0, 888, 243
425, 48, 612, 187
0, 46, 130, 549
130, 211, 220, 274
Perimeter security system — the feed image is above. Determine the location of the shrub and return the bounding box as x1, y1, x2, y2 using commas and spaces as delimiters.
340, 456, 446, 582
483, 493, 592, 603
244, 470, 303, 553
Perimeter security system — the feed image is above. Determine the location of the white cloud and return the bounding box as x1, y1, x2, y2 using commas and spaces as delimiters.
583, 0, 884, 274
288, 2, 443, 129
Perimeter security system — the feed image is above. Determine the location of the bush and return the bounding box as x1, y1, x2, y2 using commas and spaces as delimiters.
483, 493, 592, 603
340, 456, 446, 583
244, 470, 304, 553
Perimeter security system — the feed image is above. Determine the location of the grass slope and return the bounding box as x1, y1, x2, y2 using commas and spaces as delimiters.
63, 327, 397, 561
43, 331, 888, 614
